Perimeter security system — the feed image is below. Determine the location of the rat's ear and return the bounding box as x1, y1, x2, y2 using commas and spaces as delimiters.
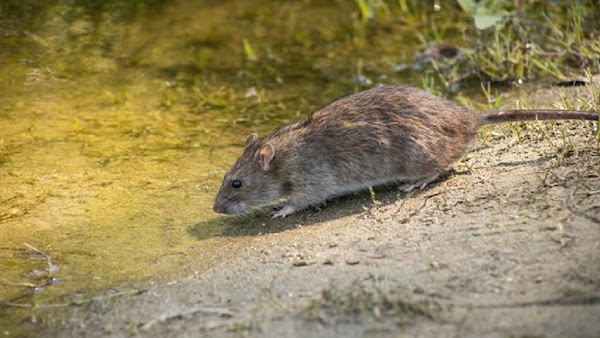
256, 143, 275, 171
245, 133, 258, 147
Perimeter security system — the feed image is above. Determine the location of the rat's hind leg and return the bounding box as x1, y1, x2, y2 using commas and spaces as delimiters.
399, 173, 440, 193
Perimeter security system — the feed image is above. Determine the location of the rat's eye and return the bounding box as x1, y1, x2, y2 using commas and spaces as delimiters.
232, 180, 242, 189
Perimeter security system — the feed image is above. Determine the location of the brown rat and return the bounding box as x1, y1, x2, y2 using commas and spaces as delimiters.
213, 84, 598, 218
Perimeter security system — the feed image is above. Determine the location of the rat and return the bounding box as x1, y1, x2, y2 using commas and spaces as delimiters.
213, 84, 598, 218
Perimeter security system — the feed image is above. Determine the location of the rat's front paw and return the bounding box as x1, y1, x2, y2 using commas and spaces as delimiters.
399, 174, 440, 193
272, 205, 296, 219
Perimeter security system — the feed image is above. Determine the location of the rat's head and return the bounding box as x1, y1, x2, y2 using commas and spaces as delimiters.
213, 133, 286, 215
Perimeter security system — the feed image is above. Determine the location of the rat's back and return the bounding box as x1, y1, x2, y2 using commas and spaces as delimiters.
280, 85, 480, 191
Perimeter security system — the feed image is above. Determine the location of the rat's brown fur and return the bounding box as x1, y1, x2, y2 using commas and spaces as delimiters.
213, 84, 598, 218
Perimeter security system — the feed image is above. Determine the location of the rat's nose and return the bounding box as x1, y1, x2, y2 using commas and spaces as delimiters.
213, 203, 226, 214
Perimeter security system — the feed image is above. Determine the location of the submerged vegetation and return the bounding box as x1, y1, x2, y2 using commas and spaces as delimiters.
1, 0, 599, 98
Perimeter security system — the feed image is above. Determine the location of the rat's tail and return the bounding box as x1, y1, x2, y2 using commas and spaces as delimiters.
479, 109, 599, 126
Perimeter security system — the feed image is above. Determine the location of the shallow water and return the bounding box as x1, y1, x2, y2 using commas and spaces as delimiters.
0, 0, 464, 333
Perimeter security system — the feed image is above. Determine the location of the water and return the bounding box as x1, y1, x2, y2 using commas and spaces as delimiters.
0, 0, 455, 333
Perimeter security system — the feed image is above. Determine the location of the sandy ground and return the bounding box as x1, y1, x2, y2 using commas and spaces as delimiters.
28, 110, 600, 337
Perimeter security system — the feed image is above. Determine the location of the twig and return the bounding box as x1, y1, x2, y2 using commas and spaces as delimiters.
0, 301, 69, 309
23, 243, 51, 261
140, 305, 235, 330
453, 294, 600, 309
0, 278, 38, 288
0, 276, 196, 310
23, 242, 55, 272
0, 289, 149, 309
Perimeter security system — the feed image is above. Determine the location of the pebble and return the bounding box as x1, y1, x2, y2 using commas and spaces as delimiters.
345, 258, 360, 265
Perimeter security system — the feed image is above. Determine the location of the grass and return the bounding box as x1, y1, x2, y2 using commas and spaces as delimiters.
305, 282, 440, 326
473, 2, 597, 83
388, 1, 600, 93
